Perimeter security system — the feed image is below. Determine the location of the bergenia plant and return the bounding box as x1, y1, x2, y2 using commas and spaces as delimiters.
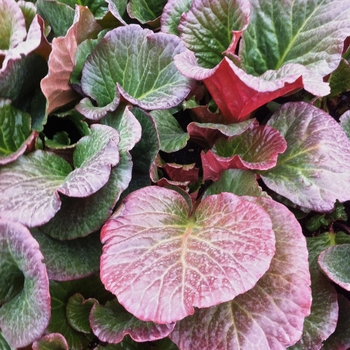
2, 0, 350, 349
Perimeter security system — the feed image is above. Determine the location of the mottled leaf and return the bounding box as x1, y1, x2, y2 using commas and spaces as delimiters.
178, 0, 250, 68
77, 24, 193, 120
261, 102, 350, 211
40, 149, 132, 240
150, 109, 189, 153
0, 98, 37, 165
32, 230, 101, 281
0, 150, 72, 227
0, 220, 50, 348
40, 6, 102, 115
318, 244, 350, 291
241, 0, 350, 77
170, 197, 311, 350
161, 0, 193, 35
59, 124, 119, 197
90, 299, 175, 343
101, 187, 275, 324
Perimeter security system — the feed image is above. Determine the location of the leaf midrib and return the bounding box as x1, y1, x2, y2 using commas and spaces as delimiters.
275, 1, 323, 69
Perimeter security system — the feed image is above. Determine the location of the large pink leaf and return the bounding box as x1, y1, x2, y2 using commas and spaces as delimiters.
0, 220, 50, 348
41, 6, 102, 115
170, 197, 311, 350
100, 186, 275, 324
201, 123, 287, 181
175, 51, 329, 123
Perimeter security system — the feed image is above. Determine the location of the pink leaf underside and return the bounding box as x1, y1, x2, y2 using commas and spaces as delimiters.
174, 51, 330, 123
201, 124, 287, 181
100, 186, 276, 324
0, 220, 50, 348
0, 130, 37, 165
1, 14, 51, 73
187, 119, 255, 148
170, 197, 311, 350
41, 6, 102, 115
162, 162, 199, 183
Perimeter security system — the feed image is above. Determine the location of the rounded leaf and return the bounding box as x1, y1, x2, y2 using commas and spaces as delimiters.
262, 102, 350, 211
79, 24, 193, 115
0, 220, 50, 348
101, 186, 275, 324
170, 197, 311, 350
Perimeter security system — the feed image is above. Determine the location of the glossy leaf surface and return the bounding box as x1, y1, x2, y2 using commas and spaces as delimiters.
101, 186, 275, 324
161, 0, 193, 35
241, 0, 350, 76
77, 24, 193, 119
178, 0, 250, 68
32, 333, 69, 350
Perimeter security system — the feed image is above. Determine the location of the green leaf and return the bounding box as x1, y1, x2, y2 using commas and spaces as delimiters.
32, 333, 69, 350
36, 0, 75, 37
90, 299, 175, 343
318, 244, 350, 290
204, 169, 267, 198
48, 275, 112, 350
261, 102, 350, 211
340, 110, 350, 140
0, 150, 72, 227
241, 0, 350, 76
32, 230, 101, 281
0, 98, 35, 164
150, 109, 189, 153
322, 294, 350, 350
127, 0, 167, 24
66, 294, 97, 333
0, 220, 50, 348
101, 104, 142, 153
0, 0, 26, 52
161, 0, 193, 36
288, 234, 338, 350
178, 0, 250, 68
18, 0, 37, 31
0, 331, 13, 350
45, 131, 71, 148
105, 0, 128, 25
328, 58, 350, 97
77, 24, 193, 119
40, 152, 132, 240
